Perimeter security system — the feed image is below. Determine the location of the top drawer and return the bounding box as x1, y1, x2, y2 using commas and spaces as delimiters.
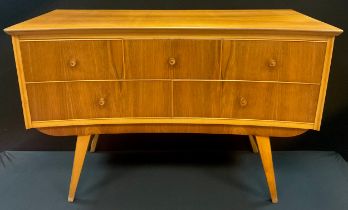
221, 40, 327, 83
20, 39, 327, 83
124, 39, 221, 79
20, 40, 124, 82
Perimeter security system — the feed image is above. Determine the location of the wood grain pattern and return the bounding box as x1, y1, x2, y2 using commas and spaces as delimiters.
4, 10, 342, 36
124, 39, 172, 79
172, 39, 221, 79
20, 40, 124, 82
15, 31, 335, 41
30, 118, 314, 130
173, 81, 320, 122
37, 124, 308, 137
10, 29, 339, 134
124, 39, 221, 79
221, 40, 327, 83
11, 36, 32, 128
26, 81, 172, 121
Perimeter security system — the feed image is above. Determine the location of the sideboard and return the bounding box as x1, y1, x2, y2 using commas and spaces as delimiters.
4, 10, 342, 203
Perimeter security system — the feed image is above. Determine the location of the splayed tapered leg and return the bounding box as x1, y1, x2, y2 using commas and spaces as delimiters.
248, 135, 259, 153
68, 135, 91, 202
255, 136, 278, 203
90, 134, 99, 153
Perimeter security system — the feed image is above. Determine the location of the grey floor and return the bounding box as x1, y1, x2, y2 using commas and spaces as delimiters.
0, 151, 348, 210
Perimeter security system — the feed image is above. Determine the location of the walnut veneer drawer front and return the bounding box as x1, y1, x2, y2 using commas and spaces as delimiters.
20, 40, 124, 82
124, 39, 221, 79
5, 10, 342, 203
174, 81, 320, 123
221, 40, 327, 83
26, 81, 172, 121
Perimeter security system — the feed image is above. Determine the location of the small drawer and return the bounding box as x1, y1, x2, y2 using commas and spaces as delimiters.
124, 39, 221, 79
221, 40, 326, 83
26, 81, 172, 121
173, 81, 320, 123
124, 40, 172, 79
20, 40, 124, 82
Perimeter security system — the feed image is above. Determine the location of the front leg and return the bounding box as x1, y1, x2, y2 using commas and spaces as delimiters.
68, 135, 91, 202
255, 136, 278, 203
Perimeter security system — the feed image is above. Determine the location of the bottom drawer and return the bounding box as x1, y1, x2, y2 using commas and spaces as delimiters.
173, 81, 320, 123
27, 81, 172, 121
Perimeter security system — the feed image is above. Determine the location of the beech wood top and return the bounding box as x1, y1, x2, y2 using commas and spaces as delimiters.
4, 10, 342, 35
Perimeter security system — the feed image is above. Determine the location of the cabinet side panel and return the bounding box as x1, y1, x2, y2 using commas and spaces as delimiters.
11, 36, 32, 128
314, 38, 335, 130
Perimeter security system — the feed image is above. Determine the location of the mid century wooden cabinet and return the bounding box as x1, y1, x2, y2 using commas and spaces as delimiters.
4, 10, 342, 203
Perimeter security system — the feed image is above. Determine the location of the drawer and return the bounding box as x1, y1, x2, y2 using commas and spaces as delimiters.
173, 81, 320, 123
221, 40, 326, 83
124, 40, 172, 79
26, 81, 172, 121
124, 39, 221, 79
20, 40, 124, 82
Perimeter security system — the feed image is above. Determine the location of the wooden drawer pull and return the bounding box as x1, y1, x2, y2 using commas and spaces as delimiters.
98, 97, 105, 106
268, 59, 277, 68
69, 58, 77, 68
168, 57, 176, 66
239, 96, 248, 107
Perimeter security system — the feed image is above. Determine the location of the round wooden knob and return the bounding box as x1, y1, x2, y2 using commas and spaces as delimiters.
268, 59, 277, 68
168, 57, 176, 66
98, 98, 105, 106
239, 97, 248, 107
69, 59, 77, 67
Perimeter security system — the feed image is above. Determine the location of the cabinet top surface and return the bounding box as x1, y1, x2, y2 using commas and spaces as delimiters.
4, 9, 342, 35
